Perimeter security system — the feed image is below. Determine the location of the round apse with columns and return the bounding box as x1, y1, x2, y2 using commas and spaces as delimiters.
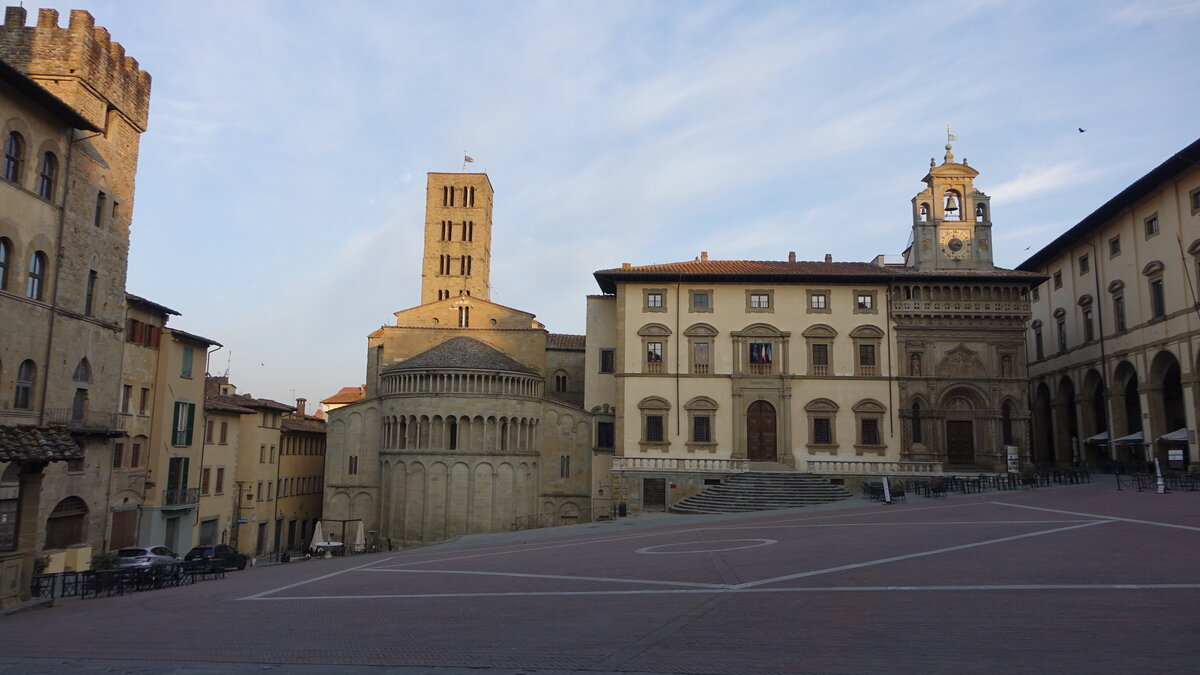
375, 336, 546, 546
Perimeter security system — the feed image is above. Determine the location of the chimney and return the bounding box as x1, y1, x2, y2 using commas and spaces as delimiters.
700, 251, 709, 262
788, 251, 796, 263
296, 397, 307, 418
824, 253, 833, 263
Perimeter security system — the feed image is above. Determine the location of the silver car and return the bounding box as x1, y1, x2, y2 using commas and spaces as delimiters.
117, 545, 179, 567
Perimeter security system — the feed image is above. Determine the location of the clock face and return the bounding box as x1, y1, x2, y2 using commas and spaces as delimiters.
940, 229, 971, 259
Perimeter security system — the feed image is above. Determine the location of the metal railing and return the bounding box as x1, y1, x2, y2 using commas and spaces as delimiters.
807, 459, 943, 475
43, 408, 128, 433
613, 456, 750, 473
163, 487, 199, 506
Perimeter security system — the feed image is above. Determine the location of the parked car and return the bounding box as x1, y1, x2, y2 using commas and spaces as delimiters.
117, 545, 180, 568
184, 544, 248, 571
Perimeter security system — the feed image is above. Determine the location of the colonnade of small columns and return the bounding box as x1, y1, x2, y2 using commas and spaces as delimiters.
381, 371, 543, 398
381, 413, 540, 453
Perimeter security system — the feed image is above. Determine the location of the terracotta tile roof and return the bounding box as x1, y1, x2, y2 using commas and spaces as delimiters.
167, 327, 221, 347
321, 386, 365, 405
593, 259, 1044, 293
547, 333, 585, 351
205, 398, 257, 415
282, 416, 326, 434
386, 337, 538, 375
0, 426, 82, 463
125, 293, 181, 317
208, 394, 293, 413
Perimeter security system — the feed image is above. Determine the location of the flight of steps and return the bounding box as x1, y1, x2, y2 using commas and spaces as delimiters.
669, 472, 852, 514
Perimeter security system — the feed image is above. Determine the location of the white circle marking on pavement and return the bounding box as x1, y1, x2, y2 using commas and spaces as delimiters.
635, 539, 778, 554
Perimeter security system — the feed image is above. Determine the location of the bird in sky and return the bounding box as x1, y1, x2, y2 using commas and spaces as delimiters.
1078, 128, 1087, 133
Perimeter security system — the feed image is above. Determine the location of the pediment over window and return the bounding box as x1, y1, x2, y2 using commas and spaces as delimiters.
734, 322, 785, 338
685, 396, 718, 410
638, 396, 670, 410
1052, 307, 1066, 319
1142, 260, 1164, 277
684, 322, 718, 337
1188, 239, 1200, 256
849, 325, 884, 339
804, 398, 839, 413
1077, 294, 1093, 307
637, 323, 673, 337
852, 398, 886, 413
802, 324, 837, 338
1107, 279, 1124, 293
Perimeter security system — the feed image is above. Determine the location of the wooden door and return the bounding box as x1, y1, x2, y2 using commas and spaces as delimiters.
946, 420, 976, 466
642, 478, 666, 512
747, 401, 777, 461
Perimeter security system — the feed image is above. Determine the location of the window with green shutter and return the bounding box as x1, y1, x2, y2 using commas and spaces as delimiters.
181, 345, 194, 377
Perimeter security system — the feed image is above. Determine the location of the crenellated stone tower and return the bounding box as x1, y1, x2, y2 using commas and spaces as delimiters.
420, 173, 493, 304
906, 139, 994, 272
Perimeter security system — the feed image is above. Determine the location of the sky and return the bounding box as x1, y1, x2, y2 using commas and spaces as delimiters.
28, 0, 1200, 407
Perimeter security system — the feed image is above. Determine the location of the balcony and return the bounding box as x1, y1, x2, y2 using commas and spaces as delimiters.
810, 364, 829, 376
44, 408, 129, 435
748, 363, 773, 375
163, 487, 199, 507
692, 363, 709, 375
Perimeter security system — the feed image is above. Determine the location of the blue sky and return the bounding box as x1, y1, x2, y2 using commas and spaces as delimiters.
35, 0, 1200, 406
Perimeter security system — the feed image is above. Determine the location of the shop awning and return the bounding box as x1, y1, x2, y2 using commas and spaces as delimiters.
1084, 432, 1109, 444
1113, 431, 1144, 445
1156, 428, 1189, 444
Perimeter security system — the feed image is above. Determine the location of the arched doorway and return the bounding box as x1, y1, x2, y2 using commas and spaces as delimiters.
746, 401, 777, 461
942, 392, 982, 467
45, 496, 88, 550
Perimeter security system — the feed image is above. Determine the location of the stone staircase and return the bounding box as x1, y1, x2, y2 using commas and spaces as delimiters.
669, 472, 853, 514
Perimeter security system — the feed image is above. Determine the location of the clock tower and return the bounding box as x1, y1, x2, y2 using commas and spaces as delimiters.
906, 137, 994, 272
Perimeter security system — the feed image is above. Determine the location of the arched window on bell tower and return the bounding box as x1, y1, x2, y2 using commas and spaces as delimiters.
975, 203, 987, 222
943, 190, 962, 221
918, 203, 930, 222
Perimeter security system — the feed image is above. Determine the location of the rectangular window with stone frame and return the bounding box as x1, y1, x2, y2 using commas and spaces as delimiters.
645, 341, 664, 374
807, 289, 831, 313
853, 400, 886, 452
691, 341, 710, 374
850, 326, 883, 377
748, 341, 773, 375
639, 397, 670, 448
746, 289, 773, 313
805, 399, 838, 449
688, 289, 713, 313
853, 290, 878, 314
643, 288, 667, 313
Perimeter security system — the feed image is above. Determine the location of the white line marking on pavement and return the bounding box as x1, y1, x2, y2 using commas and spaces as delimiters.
731, 519, 1112, 589
636, 539, 777, 554
244, 582, 1200, 601
992, 502, 1200, 532
238, 554, 403, 600
719, 519, 1090, 529
359, 567, 729, 589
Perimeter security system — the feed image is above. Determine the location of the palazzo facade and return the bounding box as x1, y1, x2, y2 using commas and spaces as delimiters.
586, 144, 1044, 512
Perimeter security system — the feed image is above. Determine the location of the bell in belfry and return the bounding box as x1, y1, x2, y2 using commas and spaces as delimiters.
944, 194, 959, 212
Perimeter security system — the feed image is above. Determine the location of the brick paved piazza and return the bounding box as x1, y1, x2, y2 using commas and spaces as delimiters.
1, 483, 1197, 675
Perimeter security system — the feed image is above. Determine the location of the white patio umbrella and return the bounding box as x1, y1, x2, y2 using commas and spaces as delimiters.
310, 521, 324, 551
353, 521, 366, 553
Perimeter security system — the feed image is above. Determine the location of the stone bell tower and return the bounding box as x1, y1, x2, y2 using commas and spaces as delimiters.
906, 133, 994, 272
420, 172, 494, 304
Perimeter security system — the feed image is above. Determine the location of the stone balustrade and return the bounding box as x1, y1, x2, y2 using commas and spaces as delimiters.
806, 459, 943, 475
612, 457, 750, 473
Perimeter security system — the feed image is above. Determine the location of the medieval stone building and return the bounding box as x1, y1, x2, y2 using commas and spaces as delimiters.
323, 173, 593, 547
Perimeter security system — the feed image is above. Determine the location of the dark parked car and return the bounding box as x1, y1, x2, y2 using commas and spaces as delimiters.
117, 545, 180, 568
184, 544, 248, 571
